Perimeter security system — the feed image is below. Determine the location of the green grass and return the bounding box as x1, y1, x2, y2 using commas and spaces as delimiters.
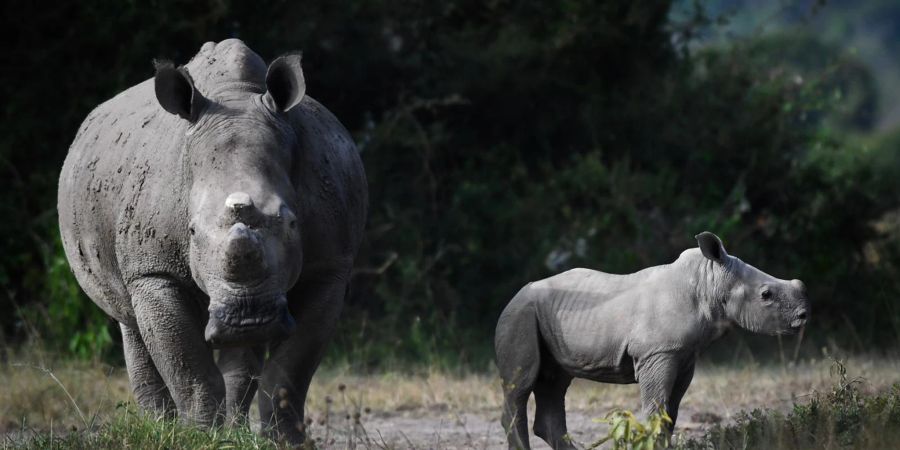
4, 405, 282, 450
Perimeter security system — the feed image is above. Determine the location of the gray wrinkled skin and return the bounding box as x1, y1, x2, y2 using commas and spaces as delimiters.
58, 39, 367, 444
494, 232, 810, 449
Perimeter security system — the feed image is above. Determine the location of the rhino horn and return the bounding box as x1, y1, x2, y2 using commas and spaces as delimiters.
223, 223, 266, 281
224, 192, 263, 224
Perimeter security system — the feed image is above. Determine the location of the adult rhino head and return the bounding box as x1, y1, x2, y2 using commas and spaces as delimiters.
153, 53, 308, 347
695, 231, 810, 335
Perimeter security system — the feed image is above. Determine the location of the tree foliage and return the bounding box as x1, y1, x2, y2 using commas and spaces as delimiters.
1, 0, 898, 363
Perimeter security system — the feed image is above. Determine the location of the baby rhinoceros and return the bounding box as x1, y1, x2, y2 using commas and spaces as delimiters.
495, 232, 809, 449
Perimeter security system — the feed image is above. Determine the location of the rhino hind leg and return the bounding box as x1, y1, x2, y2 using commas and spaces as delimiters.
121, 323, 175, 416
532, 364, 575, 450
501, 387, 533, 450
495, 299, 541, 450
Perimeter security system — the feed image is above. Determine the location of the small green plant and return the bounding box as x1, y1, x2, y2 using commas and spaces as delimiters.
590, 408, 672, 450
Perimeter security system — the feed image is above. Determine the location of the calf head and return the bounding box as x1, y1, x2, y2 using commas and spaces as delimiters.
696, 232, 810, 335
154, 55, 307, 347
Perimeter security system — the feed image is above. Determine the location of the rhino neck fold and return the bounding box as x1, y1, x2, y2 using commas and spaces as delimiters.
685, 254, 733, 323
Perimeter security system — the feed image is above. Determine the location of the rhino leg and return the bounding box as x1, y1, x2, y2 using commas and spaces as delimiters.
130, 277, 225, 426
258, 278, 346, 444
121, 323, 174, 416
501, 386, 533, 450
495, 299, 540, 450
666, 362, 695, 428
636, 353, 690, 435
218, 345, 264, 425
532, 365, 575, 450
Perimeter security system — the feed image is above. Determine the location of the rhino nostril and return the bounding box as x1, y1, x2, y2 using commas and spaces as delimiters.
797, 310, 807, 321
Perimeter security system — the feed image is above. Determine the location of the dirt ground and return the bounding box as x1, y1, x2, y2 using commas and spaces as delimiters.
312, 406, 714, 449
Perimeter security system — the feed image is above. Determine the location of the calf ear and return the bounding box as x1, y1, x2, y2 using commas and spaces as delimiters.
154, 61, 205, 122
264, 54, 306, 113
696, 231, 728, 263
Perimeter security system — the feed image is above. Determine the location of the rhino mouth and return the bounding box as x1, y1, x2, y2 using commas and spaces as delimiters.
204, 294, 296, 347
775, 320, 805, 336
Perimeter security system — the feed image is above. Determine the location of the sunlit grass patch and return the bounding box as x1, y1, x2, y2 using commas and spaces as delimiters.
0, 349, 130, 434
6, 404, 283, 450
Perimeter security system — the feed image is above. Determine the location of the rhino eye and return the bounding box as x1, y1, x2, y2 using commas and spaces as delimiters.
761, 289, 772, 300
189, 226, 196, 236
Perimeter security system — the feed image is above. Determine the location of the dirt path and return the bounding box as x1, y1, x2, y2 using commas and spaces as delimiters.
308, 404, 731, 449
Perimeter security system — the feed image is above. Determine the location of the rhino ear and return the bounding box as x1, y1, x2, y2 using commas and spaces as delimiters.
154, 60, 205, 122
696, 231, 728, 263
264, 54, 306, 113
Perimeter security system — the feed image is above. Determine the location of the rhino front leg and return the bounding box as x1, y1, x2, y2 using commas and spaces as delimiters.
636, 353, 685, 432
130, 277, 225, 426
258, 278, 346, 444
218, 345, 264, 425
121, 322, 175, 416
666, 362, 695, 428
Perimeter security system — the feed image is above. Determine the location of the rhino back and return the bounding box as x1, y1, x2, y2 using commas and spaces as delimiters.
59, 79, 190, 325
530, 264, 717, 380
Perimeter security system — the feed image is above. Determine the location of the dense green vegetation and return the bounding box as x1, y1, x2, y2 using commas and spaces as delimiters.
1, 0, 899, 366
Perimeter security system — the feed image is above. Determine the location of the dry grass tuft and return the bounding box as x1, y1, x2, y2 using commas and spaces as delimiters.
0, 349, 130, 434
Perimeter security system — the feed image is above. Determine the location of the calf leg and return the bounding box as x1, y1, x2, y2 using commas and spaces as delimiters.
120, 323, 174, 417
666, 362, 695, 428
532, 369, 574, 450
501, 387, 533, 450
637, 354, 689, 439
495, 299, 541, 450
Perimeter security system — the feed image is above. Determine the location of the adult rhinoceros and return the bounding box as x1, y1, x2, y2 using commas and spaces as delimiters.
58, 39, 367, 443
